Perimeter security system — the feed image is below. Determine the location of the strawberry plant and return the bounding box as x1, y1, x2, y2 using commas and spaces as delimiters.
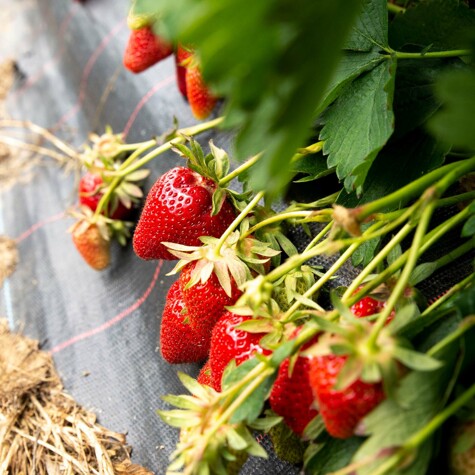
54, 0, 475, 472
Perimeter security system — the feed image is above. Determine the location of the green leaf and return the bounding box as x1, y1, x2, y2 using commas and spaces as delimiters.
321, 57, 396, 193
465, 215, 475, 237
409, 262, 438, 286
319, 50, 385, 112
351, 342, 460, 474
389, 0, 475, 52
391, 58, 461, 138
429, 69, 475, 151
338, 128, 449, 208
304, 435, 363, 473
345, 0, 388, 51
137, 0, 365, 199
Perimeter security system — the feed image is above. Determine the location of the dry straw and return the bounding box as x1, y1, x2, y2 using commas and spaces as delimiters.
0, 320, 153, 474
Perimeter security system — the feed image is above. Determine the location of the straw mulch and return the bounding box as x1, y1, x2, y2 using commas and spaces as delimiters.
0, 320, 154, 474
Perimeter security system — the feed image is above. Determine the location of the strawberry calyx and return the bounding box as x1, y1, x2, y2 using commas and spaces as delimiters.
80, 126, 127, 170
69, 206, 133, 247
165, 231, 278, 298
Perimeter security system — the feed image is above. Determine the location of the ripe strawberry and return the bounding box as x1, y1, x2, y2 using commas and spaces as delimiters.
179, 262, 242, 352
197, 360, 213, 386
160, 280, 209, 364
79, 172, 131, 220
175, 45, 192, 99
308, 354, 385, 439
133, 167, 235, 260
269, 332, 319, 436
71, 220, 110, 271
351, 288, 396, 323
123, 26, 173, 74
209, 312, 271, 392
185, 65, 217, 120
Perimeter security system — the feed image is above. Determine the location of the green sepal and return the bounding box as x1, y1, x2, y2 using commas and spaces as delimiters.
392, 346, 443, 371
156, 409, 201, 428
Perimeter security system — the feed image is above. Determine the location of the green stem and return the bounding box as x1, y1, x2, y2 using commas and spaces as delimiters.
392, 49, 472, 60
218, 153, 262, 186
370, 382, 475, 475
303, 222, 333, 252
387, 2, 405, 14
428, 316, 475, 357
357, 159, 474, 222
118, 139, 156, 152
351, 192, 472, 304
282, 239, 366, 322
433, 237, 475, 271
368, 200, 437, 346
421, 273, 474, 316
215, 191, 265, 255
244, 211, 313, 238
94, 142, 156, 217
342, 221, 415, 300
117, 117, 223, 178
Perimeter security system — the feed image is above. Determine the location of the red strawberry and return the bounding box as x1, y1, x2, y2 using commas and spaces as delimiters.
351, 287, 396, 323
185, 65, 217, 120
160, 280, 209, 364
133, 167, 235, 260
123, 26, 173, 74
209, 312, 271, 392
179, 262, 242, 351
71, 220, 110, 271
309, 354, 385, 439
197, 360, 213, 387
269, 332, 319, 436
175, 45, 192, 99
79, 172, 131, 220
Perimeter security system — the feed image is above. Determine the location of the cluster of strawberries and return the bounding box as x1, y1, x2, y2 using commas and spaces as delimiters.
70, 130, 147, 270
130, 150, 394, 449
123, 15, 217, 119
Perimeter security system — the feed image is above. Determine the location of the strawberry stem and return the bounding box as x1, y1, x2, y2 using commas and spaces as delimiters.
342, 220, 415, 300
421, 273, 474, 316
215, 191, 265, 255
218, 153, 262, 187
368, 199, 437, 346
356, 158, 475, 222
369, 382, 475, 475
116, 117, 224, 178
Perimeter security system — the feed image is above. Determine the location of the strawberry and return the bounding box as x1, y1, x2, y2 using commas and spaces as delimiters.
123, 26, 173, 74
132, 167, 235, 261
197, 360, 213, 386
70, 219, 110, 271
185, 65, 217, 120
269, 332, 319, 436
308, 354, 385, 439
209, 312, 271, 392
160, 280, 209, 364
350, 286, 396, 323
175, 45, 192, 99
179, 261, 242, 352
79, 172, 131, 220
